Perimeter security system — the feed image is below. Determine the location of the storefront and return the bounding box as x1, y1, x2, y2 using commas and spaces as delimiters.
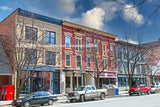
98, 71, 117, 87
20, 66, 60, 94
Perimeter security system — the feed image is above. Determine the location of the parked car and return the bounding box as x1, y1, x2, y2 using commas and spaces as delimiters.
12, 91, 58, 107
151, 85, 160, 93
67, 85, 107, 102
128, 84, 151, 96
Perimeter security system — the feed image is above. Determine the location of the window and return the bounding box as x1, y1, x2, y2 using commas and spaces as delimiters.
86, 87, 91, 90
103, 59, 107, 70
87, 57, 91, 68
25, 26, 37, 41
111, 59, 114, 70
45, 31, 56, 44
25, 49, 37, 64
66, 77, 70, 88
76, 55, 81, 68
94, 42, 98, 53
76, 38, 82, 51
45, 51, 56, 65
91, 86, 96, 90
110, 45, 114, 56
66, 55, 71, 67
86, 41, 91, 51
118, 63, 123, 73
65, 36, 71, 48
102, 44, 107, 56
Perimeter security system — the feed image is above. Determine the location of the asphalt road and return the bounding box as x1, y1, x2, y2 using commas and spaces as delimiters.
42, 93, 160, 107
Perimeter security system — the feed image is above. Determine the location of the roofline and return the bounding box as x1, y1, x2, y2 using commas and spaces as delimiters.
17, 8, 62, 25
63, 21, 117, 39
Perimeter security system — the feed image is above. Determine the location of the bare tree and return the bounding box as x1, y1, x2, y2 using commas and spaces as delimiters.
0, 12, 57, 99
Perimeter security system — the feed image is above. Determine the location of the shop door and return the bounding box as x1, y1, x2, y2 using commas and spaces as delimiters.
53, 72, 60, 94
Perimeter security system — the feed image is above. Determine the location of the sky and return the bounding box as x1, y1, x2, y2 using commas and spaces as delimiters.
0, 0, 160, 44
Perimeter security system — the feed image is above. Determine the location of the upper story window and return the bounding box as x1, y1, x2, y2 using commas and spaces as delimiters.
45, 51, 56, 65
76, 55, 81, 68
76, 38, 82, 51
66, 54, 71, 67
102, 44, 107, 56
111, 59, 114, 70
94, 42, 98, 53
65, 36, 71, 48
45, 31, 56, 44
110, 44, 114, 56
25, 48, 37, 64
103, 59, 107, 70
25, 26, 37, 41
86, 41, 91, 52
118, 62, 123, 73
87, 57, 91, 68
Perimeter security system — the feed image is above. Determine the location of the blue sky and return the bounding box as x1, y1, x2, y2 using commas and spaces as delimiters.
0, 0, 160, 43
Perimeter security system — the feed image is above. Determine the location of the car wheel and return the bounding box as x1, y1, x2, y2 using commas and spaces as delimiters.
41, 104, 44, 106
129, 93, 132, 96
48, 99, 53, 105
147, 90, 150, 95
24, 101, 30, 107
100, 93, 105, 100
80, 95, 84, 102
138, 91, 141, 96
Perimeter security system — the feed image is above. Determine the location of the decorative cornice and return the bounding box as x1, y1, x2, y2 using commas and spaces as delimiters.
63, 21, 117, 38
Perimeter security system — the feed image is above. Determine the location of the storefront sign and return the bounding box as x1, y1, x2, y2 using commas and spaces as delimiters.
21, 65, 55, 71
95, 72, 117, 78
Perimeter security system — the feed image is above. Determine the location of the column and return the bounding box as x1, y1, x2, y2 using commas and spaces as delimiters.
72, 72, 75, 91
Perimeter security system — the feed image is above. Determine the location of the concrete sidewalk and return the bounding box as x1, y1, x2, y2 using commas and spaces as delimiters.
0, 91, 129, 106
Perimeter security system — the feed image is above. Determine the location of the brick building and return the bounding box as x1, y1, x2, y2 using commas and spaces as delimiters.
0, 8, 62, 98
62, 21, 117, 93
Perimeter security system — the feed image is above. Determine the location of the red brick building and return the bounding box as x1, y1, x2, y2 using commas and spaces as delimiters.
61, 21, 117, 93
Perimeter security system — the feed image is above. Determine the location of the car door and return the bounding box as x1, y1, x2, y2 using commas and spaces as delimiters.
41, 92, 50, 103
32, 92, 43, 104
91, 86, 97, 98
85, 86, 92, 100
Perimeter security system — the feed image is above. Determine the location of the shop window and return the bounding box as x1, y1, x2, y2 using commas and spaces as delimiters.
87, 57, 91, 68
86, 40, 91, 52
45, 31, 56, 44
25, 26, 37, 41
66, 77, 70, 88
76, 55, 81, 68
76, 38, 82, 51
78, 77, 81, 87
66, 54, 71, 67
45, 51, 56, 65
65, 36, 71, 48
25, 48, 37, 64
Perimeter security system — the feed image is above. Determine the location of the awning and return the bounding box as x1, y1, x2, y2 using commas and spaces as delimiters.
95, 72, 117, 78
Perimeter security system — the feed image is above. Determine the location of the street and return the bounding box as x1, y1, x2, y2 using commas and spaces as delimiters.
42, 94, 160, 107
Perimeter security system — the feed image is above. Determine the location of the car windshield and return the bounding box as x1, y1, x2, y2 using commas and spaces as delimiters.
24, 92, 36, 98
76, 87, 86, 91
132, 85, 140, 88
151, 86, 156, 88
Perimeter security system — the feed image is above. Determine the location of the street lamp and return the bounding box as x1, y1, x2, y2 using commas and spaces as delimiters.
80, 66, 83, 86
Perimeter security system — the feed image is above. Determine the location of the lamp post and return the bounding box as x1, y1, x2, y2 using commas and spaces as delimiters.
80, 66, 83, 86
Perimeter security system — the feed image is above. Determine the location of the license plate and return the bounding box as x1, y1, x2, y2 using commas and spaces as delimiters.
131, 92, 133, 93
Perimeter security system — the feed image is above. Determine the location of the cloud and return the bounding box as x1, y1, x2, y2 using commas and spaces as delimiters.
81, 7, 105, 30
116, 38, 138, 45
122, 4, 144, 25
58, 0, 77, 14
0, 6, 12, 11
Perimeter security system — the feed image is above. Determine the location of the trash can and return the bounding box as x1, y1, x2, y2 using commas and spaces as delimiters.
115, 88, 119, 95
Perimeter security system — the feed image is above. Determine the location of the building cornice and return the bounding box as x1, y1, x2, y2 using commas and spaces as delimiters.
63, 21, 117, 39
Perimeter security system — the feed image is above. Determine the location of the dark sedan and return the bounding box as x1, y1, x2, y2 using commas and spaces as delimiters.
12, 91, 58, 107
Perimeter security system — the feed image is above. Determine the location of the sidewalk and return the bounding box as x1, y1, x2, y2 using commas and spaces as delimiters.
0, 91, 129, 106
